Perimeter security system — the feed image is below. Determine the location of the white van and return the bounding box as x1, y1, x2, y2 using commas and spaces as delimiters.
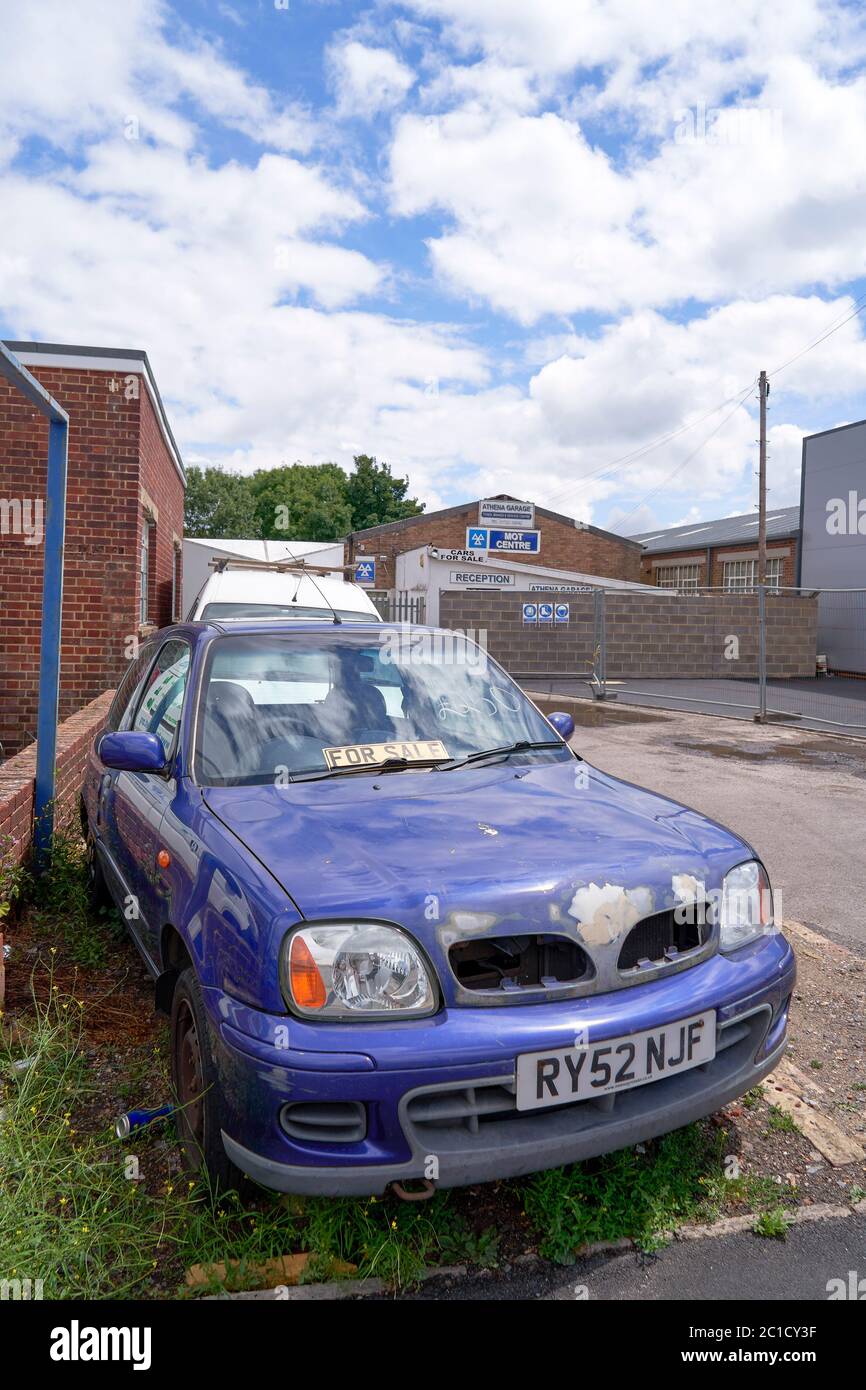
186, 564, 382, 624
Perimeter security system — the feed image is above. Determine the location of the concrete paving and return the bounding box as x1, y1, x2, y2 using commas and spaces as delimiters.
528, 696, 866, 951
528, 676, 866, 735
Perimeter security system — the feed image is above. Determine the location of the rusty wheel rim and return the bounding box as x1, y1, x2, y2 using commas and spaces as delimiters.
175, 999, 204, 1151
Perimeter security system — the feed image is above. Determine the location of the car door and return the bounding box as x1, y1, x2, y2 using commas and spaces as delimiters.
105, 637, 192, 967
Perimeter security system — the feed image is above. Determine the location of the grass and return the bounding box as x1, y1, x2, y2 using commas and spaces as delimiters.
765, 1104, 799, 1135
519, 1122, 795, 1264
26, 823, 126, 968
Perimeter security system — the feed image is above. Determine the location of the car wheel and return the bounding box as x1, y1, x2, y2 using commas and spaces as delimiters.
170, 966, 247, 1194
84, 832, 112, 910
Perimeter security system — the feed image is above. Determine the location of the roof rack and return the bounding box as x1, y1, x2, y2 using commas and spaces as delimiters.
210, 556, 353, 581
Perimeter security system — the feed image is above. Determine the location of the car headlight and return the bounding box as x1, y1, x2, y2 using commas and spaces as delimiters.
719, 861, 774, 952
281, 923, 438, 1020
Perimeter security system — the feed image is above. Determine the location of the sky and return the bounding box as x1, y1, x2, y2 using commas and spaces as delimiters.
3, 0, 866, 536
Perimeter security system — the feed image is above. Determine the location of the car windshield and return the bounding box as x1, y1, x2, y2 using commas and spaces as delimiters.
194, 630, 565, 785
200, 602, 372, 622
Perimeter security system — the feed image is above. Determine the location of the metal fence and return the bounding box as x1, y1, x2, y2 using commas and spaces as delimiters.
370, 589, 426, 624
527, 586, 866, 738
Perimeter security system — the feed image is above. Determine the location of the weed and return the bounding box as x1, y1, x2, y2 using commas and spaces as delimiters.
521, 1123, 729, 1265
753, 1207, 791, 1239
741, 1085, 765, 1110
765, 1105, 799, 1135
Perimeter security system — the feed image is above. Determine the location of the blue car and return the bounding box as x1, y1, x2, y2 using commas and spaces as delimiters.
82, 620, 795, 1195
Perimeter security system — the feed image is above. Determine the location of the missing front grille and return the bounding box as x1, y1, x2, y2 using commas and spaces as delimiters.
449, 934, 590, 992
617, 905, 709, 971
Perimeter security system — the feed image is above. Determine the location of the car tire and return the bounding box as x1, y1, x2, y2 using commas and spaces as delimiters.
170, 966, 248, 1195
84, 831, 112, 911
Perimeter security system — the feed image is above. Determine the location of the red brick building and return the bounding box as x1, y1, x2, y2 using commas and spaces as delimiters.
632, 506, 800, 591
348, 496, 643, 591
0, 343, 185, 755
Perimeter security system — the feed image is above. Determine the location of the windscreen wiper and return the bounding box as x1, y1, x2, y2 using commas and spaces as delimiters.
288, 756, 450, 783
442, 739, 569, 771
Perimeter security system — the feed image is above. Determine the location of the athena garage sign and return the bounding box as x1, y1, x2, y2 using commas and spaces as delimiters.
478, 498, 535, 528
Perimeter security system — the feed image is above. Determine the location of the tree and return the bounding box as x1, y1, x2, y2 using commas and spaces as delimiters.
184, 466, 258, 538
251, 463, 353, 542
345, 454, 424, 532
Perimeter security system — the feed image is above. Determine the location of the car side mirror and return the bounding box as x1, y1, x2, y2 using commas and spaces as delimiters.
98, 730, 167, 773
547, 710, 575, 740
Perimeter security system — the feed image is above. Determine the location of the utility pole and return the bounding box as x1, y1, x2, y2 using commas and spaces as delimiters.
757, 370, 768, 585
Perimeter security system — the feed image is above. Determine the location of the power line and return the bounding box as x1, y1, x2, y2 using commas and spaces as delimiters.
610, 381, 757, 532
536, 286, 866, 514
769, 288, 866, 379
539, 379, 757, 511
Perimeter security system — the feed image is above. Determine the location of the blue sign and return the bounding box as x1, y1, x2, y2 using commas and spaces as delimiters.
555, 603, 570, 623
467, 527, 489, 550
354, 558, 376, 585
538, 602, 554, 623
488, 528, 540, 554
522, 603, 538, 624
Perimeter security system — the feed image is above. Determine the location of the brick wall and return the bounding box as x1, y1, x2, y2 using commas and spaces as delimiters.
0, 361, 184, 754
0, 690, 113, 869
139, 385, 185, 625
439, 590, 818, 679
351, 502, 642, 590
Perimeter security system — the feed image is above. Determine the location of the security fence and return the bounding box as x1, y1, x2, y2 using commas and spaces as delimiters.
437, 584, 866, 737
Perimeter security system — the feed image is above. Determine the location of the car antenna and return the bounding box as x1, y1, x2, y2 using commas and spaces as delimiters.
279, 540, 343, 624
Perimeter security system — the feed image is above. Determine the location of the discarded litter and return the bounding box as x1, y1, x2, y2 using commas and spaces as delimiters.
114, 1105, 174, 1140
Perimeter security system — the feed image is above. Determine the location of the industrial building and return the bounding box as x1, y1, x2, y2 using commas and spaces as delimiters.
632, 506, 800, 591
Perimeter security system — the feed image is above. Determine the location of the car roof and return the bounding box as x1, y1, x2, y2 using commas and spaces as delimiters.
197, 568, 377, 609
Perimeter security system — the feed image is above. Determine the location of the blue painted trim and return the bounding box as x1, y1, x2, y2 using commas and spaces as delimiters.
0, 343, 69, 867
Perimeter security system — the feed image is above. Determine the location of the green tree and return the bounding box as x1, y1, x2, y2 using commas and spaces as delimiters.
251, 462, 353, 542
345, 454, 424, 531
184, 465, 258, 538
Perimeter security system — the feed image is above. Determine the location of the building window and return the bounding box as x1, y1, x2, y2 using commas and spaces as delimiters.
655, 563, 700, 591
723, 557, 783, 591
140, 517, 154, 624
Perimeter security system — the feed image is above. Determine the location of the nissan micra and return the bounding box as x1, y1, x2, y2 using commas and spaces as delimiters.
82, 621, 795, 1195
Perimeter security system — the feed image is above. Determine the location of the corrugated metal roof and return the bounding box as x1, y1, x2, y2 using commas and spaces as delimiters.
630, 504, 800, 553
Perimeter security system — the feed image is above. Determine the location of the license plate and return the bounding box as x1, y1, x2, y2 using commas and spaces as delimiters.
515, 1010, 716, 1111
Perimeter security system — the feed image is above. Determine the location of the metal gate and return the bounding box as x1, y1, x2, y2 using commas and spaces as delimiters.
370, 590, 426, 624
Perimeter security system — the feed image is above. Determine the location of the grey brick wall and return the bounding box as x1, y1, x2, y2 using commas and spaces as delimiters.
438, 591, 818, 679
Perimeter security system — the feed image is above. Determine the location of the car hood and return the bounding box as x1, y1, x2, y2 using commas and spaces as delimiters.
203, 757, 752, 997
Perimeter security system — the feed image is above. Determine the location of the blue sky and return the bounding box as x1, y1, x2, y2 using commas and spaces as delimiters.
3, 0, 866, 535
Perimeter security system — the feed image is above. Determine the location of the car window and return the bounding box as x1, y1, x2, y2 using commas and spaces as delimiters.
106, 643, 159, 732
195, 630, 561, 786
131, 639, 191, 756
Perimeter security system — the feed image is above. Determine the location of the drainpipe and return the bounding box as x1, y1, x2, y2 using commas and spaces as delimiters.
0, 343, 69, 868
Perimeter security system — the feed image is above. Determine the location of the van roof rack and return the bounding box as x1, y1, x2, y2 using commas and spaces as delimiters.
210, 557, 353, 581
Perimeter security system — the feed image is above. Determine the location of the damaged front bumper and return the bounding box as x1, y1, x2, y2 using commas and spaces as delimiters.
213, 931, 795, 1196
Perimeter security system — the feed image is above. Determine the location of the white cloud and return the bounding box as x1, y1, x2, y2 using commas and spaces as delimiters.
0, 0, 315, 159
3, 0, 866, 537
329, 41, 415, 118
